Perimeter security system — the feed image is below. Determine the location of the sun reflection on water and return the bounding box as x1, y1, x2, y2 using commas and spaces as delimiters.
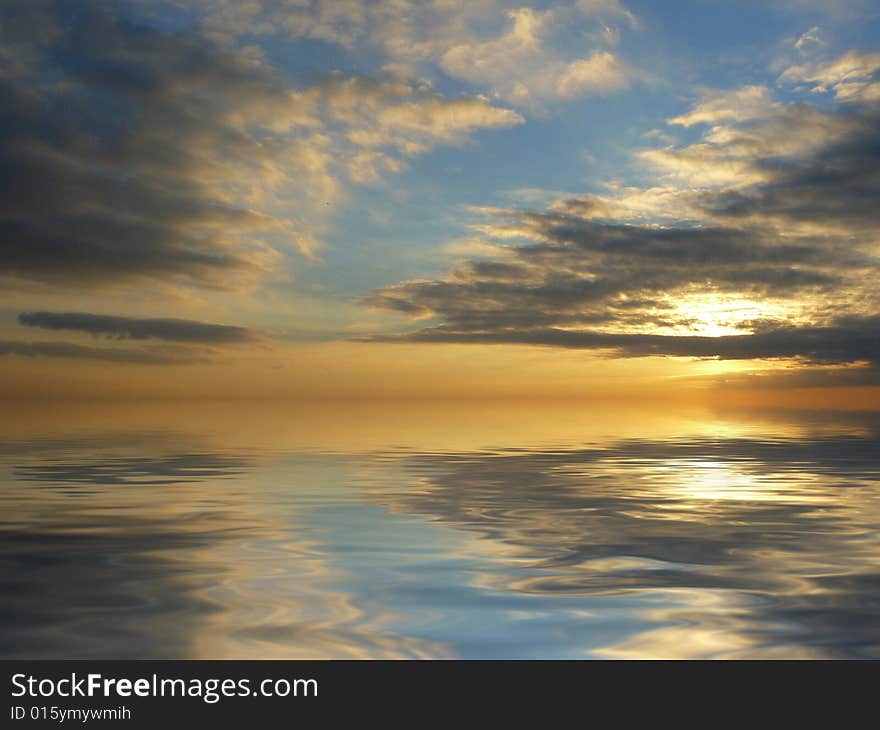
1, 402, 879, 659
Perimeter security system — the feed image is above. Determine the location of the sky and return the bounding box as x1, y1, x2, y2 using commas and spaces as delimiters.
1, 0, 879, 402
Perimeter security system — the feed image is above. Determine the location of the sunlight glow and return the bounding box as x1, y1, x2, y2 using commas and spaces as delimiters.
662, 295, 794, 337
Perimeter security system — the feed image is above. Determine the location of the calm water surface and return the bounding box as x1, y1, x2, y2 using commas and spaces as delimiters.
2, 402, 880, 659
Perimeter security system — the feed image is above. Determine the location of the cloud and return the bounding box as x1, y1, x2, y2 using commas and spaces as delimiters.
438, 7, 634, 103
779, 51, 880, 102
554, 51, 631, 99
669, 85, 779, 127
10, 308, 268, 366
700, 108, 880, 234
794, 26, 825, 53
576, 0, 638, 26
643, 101, 858, 189
0, 341, 211, 365
0, 1, 522, 290
367, 317, 880, 367
299, 74, 523, 163
362, 55, 880, 375
714, 363, 880, 389
0, 1, 301, 289
18, 311, 263, 344
362, 211, 851, 335
137, 1, 639, 106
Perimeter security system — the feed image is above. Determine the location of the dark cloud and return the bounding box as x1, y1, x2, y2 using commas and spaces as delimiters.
0, 340, 211, 365
370, 316, 880, 365
363, 87, 880, 373
0, 0, 290, 289
714, 364, 880, 390
361, 215, 850, 341
703, 108, 880, 230
18, 311, 262, 344
0, 2, 522, 291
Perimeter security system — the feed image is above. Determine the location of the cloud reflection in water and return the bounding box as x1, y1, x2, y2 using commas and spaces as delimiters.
2, 410, 879, 658
373, 432, 880, 657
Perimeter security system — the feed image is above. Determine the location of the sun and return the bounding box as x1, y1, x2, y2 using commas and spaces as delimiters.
663, 294, 790, 337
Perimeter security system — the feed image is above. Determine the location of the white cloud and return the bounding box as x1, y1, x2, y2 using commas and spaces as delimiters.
439, 7, 634, 103
576, 0, 639, 28
644, 82, 861, 191
440, 7, 550, 98
669, 86, 779, 127
294, 74, 524, 178
779, 51, 880, 102
555, 51, 631, 98
140, 0, 640, 106
794, 26, 824, 53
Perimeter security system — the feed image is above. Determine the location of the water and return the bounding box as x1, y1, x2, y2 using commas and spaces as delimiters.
2, 401, 879, 659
